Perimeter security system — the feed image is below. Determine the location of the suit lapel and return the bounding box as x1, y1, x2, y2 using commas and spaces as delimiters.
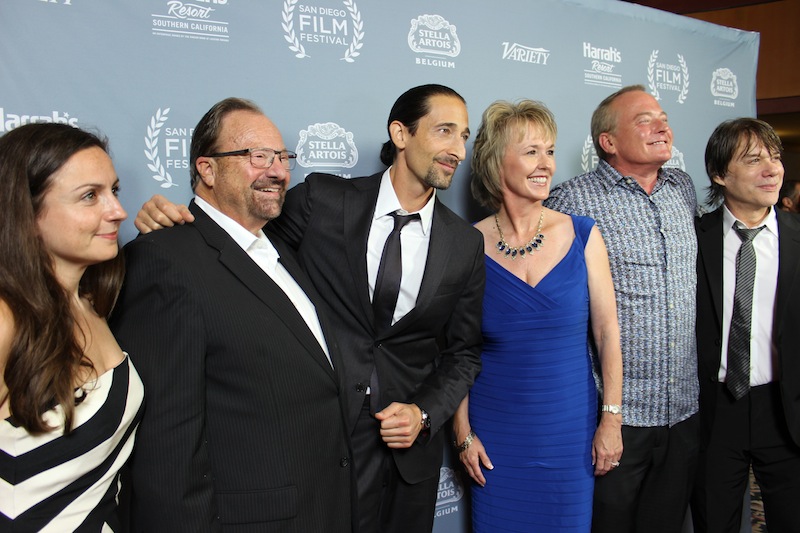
344, 175, 381, 329
190, 202, 338, 381
775, 210, 800, 340
697, 207, 725, 327
388, 198, 453, 335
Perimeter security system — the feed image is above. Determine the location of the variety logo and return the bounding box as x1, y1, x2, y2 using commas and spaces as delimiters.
710, 67, 738, 108
435, 467, 464, 519
408, 14, 460, 69
40, 0, 72, 5
501, 42, 550, 66
583, 42, 623, 89
152, 0, 230, 42
295, 122, 358, 174
648, 50, 690, 104
143, 107, 192, 189
282, 0, 364, 62
580, 134, 685, 173
0, 107, 79, 133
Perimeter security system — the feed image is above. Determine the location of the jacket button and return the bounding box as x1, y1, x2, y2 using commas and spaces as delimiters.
340, 457, 350, 467
355, 383, 366, 393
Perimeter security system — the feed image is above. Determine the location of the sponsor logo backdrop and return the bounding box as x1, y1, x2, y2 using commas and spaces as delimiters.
2, 1, 758, 531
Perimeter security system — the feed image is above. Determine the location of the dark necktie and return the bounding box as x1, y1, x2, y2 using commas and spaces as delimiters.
368, 212, 418, 415
726, 223, 765, 400
372, 212, 419, 331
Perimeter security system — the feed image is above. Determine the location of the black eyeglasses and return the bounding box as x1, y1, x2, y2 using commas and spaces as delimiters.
204, 147, 297, 170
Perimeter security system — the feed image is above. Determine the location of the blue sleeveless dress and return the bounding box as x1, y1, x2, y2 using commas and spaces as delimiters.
470, 215, 597, 532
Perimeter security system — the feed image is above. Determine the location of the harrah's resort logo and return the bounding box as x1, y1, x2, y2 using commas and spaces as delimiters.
583, 42, 622, 89
581, 134, 685, 173
295, 122, 358, 176
143, 108, 193, 189
435, 467, 464, 519
0, 107, 78, 133
152, 0, 230, 42
648, 50, 690, 104
501, 42, 550, 66
408, 14, 460, 69
282, 0, 364, 62
710, 68, 739, 108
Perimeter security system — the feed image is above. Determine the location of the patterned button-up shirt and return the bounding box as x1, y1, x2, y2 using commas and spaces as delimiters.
545, 159, 699, 427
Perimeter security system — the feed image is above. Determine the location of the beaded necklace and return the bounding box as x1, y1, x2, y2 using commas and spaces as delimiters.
494, 208, 545, 260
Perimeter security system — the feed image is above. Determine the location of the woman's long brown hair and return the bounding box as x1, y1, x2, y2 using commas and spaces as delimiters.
0, 123, 125, 434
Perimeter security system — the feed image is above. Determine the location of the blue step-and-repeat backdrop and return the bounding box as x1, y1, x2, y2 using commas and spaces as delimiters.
1, 1, 758, 531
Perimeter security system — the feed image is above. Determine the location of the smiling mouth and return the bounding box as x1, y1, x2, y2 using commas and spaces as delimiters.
527, 177, 548, 184
437, 158, 460, 171
252, 185, 283, 194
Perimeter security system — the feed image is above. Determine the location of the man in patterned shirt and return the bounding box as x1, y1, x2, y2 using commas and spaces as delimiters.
545, 84, 699, 533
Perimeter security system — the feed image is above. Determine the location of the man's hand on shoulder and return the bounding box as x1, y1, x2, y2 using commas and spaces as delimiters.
135, 194, 195, 234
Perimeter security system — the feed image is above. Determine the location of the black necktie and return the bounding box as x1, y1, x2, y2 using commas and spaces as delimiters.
372, 212, 419, 331
726, 223, 765, 400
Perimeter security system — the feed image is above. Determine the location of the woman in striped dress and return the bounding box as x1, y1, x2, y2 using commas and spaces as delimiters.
0, 123, 144, 532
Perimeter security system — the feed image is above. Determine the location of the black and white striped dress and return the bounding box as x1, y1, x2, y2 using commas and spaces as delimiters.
0, 355, 144, 532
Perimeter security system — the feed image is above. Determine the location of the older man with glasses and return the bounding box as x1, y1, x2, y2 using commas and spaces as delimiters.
111, 97, 353, 533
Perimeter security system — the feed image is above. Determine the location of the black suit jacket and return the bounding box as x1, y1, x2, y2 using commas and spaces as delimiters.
696, 207, 800, 447
110, 202, 352, 533
268, 172, 484, 484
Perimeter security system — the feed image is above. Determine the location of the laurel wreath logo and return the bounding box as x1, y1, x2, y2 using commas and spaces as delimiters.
647, 50, 660, 101
581, 134, 594, 173
143, 108, 177, 189
341, 0, 363, 62
677, 54, 689, 104
282, 0, 362, 61
282, 0, 308, 58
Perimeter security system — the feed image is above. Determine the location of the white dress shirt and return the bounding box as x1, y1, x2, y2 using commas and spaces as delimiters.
718, 205, 779, 386
194, 196, 332, 367
366, 168, 434, 326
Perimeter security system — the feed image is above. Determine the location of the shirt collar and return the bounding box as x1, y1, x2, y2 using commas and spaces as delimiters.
373, 167, 435, 236
722, 204, 778, 238
194, 196, 279, 269
596, 159, 677, 189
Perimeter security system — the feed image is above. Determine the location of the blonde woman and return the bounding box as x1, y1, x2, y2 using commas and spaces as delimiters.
453, 100, 623, 532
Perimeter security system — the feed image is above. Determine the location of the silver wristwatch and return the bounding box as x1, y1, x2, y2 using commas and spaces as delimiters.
420, 408, 431, 429
601, 404, 622, 415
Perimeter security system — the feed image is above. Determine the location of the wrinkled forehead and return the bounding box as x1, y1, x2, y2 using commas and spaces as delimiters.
423, 94, 469, 125
614, 91, 665, 121
221, 110, 285, 149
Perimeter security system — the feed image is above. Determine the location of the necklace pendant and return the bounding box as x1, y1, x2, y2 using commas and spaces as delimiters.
493, 210, 545, 261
